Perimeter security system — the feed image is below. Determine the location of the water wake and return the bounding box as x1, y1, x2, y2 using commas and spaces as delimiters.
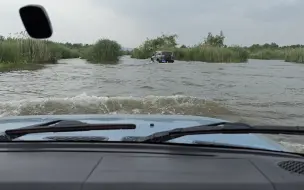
0, 93, 232, 117
1, 93, 303, 153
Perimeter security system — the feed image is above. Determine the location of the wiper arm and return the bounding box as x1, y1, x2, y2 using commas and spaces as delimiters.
138, 122, 304, 143
1, 120, 136, 141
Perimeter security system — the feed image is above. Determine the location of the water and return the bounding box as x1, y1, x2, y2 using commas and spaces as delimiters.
1, 56, 304, 152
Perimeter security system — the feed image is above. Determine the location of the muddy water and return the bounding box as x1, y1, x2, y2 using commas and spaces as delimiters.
1, 56, 304, 152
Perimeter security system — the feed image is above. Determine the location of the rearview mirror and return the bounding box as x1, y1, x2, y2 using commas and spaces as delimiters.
19, 4, 53, 39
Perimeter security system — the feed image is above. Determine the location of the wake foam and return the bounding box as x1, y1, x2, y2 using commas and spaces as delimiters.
0, 93, 232, 117
280, 141, 304, 153
1, 93, 303, 153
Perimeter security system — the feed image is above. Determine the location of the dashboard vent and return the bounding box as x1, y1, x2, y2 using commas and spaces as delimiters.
43, 136, 109, 142
278, 161, 304, 175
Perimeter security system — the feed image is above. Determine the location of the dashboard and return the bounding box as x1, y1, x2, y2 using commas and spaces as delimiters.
0, 142, 303, 190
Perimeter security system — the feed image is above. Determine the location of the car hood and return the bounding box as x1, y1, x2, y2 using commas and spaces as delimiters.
0, 114, 287, 151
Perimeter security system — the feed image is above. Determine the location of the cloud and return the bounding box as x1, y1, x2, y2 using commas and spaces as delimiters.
0, 0, 303, 47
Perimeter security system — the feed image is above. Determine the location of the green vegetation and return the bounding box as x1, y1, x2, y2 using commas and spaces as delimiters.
0, 32, 81, 71
174, 46, 248, 63
1, 30, 304, 71
131, 34, 178, 59
285, 48, 304, 63
249, 49, 286, 60
130, 31, 304, 64
0, 32, 124, 71
0, 32, 124, 70
84, 39, 121, 63
131, 32, 248, 63
245, 43, 304, 63
245, 43, 286, 60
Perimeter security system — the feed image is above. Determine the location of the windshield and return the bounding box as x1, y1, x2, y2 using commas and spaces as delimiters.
0, 0, 303, 154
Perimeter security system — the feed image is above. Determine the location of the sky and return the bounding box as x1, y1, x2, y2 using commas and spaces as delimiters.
0, 0, 303, 48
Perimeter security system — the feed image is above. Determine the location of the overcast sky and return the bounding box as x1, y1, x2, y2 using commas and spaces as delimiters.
0, 0, 303, 48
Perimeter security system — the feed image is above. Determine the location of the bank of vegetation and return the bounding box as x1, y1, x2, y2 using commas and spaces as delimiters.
1, 30, 304, 71
245, 43, 304, 63
0, 32, 82, 71
0, 31, 126, 71
131, 31, 304, 64
131, 32, 248, 63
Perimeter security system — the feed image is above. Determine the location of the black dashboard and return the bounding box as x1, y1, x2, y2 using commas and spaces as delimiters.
0, 142, 303, 190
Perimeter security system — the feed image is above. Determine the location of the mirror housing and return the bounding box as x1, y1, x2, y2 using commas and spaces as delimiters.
19, 4, 53, 39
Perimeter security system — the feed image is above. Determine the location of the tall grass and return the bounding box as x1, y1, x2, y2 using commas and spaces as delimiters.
131, 32, 249, 63
131, 46, 249, 63
174, 46, 248, 63
284, 48, 304, 63
3, 31, 304, 66
249, 49, 286, 60
0, 32, 80, 66
130, 48, 151, 59
85, 39, 121, 63
247, 48, 304, 63
0, 37, 52, 64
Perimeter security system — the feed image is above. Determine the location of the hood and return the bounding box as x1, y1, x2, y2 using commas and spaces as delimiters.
0, 114, 287, 151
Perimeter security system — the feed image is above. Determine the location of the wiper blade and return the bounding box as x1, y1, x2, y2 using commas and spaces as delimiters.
138, 122, 304, 143
1, 120, 136, 141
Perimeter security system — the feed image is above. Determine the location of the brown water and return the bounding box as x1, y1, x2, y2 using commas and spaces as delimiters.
0, 56, 304, 152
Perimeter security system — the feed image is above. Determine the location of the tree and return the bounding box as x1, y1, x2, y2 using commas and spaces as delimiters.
131, 34, 178, 59
203, 31, 225, 47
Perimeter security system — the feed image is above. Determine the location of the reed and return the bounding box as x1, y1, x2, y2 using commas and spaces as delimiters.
174, 45, 248, 63
0, 31, 80, 67
284, 48, 304, 63
249, 49, 286, 60
85, 39, 122, 63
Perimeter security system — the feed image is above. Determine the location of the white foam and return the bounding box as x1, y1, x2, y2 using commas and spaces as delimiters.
0, 93, 212, 117
279, 141, 304, 153
0, 94, 303, 154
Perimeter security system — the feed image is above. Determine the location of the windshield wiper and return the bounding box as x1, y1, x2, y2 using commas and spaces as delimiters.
138, 122, 304, 143
0, 120, 136, 141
